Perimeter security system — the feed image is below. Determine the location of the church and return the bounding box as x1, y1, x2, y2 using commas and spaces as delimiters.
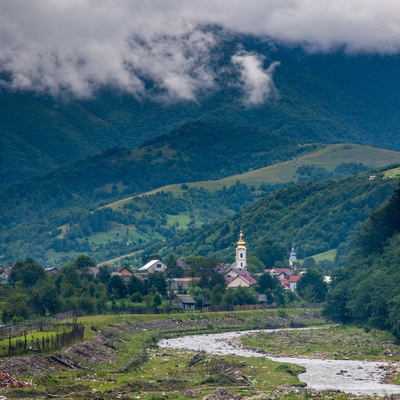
234, 230, 247, 269
215, 230, 256, 288
227, 230, 301, 292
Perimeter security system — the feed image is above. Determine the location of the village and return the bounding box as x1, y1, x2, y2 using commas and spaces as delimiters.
56, 230, 306, 312
0, 229, 324, 323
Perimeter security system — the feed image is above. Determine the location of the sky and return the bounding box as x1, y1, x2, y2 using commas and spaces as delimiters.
1, 0, 400, 103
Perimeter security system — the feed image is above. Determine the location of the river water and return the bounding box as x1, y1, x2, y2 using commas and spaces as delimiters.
158, 329, 400, 396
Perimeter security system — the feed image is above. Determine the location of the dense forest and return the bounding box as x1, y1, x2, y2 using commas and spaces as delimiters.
0, 122, 306, 265
154, 174, 399, 265
323, 184, 400, 338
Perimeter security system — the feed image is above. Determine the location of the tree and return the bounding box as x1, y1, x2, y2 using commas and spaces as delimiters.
222, 287, 258, 306
97, 266, 111, 284
10, 258, 46, 288
153, 292, 162, 307
30, 281, 61, 316
107, 275, 127, 299
73, 255, 96, 270
246, 256, 265, 274
127, 275, 144, 295
256, 273, 287, 306
356, 184, 400, 254
3, 291, 30, 322
254, 239, 287, 269
189, 286, 205, 308
302, 257, 316, 269
211, 284, 224, 306
185, 255, 207, 278
297, 268, 328, 303
322, 267, 352, 323
56, 264, 81, 296
146, 272, 167, 296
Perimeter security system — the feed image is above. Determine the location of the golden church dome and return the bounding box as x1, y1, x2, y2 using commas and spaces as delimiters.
236, 230, 247, 250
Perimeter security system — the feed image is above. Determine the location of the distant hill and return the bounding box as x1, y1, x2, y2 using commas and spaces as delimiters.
154, 174, 398, 264
2, 38, 400, 188
1, 126, 398, 267
113, 143, 400, 197
0, 122, 300, 265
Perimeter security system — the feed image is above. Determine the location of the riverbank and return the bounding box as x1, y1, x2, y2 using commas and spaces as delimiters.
2, 309, 398, 399
237, 326, 400, 362
160, 329, 400, 397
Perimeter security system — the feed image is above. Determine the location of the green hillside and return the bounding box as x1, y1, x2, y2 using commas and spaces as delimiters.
153, 174, 399, 265
2, 129, 399, 267
0, 122, 299, 265
116, 143, 400, 197
3, 39, 400, 189
323, 185, 400, 338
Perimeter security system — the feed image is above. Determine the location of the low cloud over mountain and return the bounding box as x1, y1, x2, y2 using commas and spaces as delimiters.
1, 1, 399, 101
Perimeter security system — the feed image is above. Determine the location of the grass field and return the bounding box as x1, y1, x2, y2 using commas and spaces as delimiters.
83, 223, 147, 245
310, 249, 337, 262
384, 166, 400, 178
103, 143, 400, 210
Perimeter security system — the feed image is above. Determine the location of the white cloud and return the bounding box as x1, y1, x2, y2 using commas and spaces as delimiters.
232, 53, 279, 106
1, 0, 400, 101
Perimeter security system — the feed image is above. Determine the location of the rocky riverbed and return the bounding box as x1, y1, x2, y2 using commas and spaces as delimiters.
159, 328, 400, 397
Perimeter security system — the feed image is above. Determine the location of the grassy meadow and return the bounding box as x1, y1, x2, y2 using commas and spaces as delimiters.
105, 143, 400, 205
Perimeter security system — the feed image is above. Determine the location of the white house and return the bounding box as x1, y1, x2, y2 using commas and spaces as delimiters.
138, 259, 167, 274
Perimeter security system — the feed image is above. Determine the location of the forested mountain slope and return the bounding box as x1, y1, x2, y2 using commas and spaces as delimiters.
155, 175, 399, 265
0, 122, 299, 264
1, 119, 400, 267
323, 185, 400, 338
2, 36, 400, 188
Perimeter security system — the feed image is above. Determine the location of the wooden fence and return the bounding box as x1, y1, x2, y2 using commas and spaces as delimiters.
0, 323, 85, 357
0, 320, 76, 341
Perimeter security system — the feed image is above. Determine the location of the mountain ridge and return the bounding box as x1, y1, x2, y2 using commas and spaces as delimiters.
1, 129, 399, 267
2, 39, 400, 188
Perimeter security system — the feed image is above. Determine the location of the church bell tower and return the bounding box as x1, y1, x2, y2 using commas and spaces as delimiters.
289, 245, 298, 269
236, 230, 247, 269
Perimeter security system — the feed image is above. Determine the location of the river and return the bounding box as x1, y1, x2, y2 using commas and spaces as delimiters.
158, 329, 400, 396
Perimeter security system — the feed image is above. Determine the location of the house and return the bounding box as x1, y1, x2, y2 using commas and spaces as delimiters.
258, 294, 268, 304
280, 278, 290, 289
111, 265, 133, 281
169, 277, 199, 293
267, 269, 301, 292
265, 268, 293, 280
175, 258, 191, 277
87, 266, 99, 276
45, 266, 59, 277
138, 259, 167, 274
214, 263, 232, 276
289, 275, 301, 291
0, 267, 12, 285
171, 294, 196, 311
226, 274, 257, 288
223, 267, 245, 279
